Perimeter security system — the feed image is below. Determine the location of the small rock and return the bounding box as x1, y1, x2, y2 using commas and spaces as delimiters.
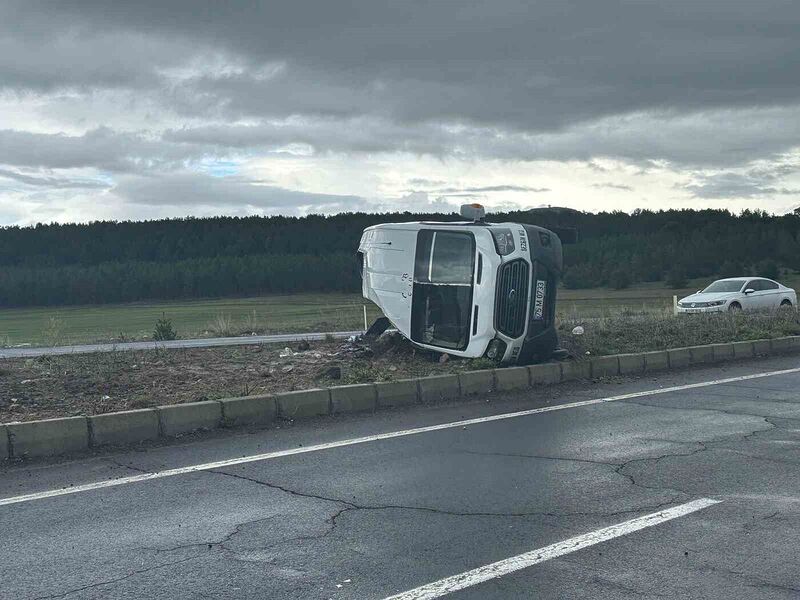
388, 365, 398, 371
572, 326, 585, 336
439, 353, 450, 364
279, 347, 294, 358
281, 365, 294, 373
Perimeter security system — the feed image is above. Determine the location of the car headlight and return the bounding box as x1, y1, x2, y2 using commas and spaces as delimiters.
707, 300, 725, 307
485, 338, 507, 360
490, 228, 515, 256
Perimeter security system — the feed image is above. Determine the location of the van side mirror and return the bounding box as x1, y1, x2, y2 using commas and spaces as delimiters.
744, 288, 755, 295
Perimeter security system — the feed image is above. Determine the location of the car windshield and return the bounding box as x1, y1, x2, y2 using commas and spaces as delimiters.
411, 230, 474, 350
702, 280, 744, 293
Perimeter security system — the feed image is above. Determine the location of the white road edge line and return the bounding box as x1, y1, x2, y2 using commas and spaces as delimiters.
2, 366, 799, 507
382, 498, 722, 600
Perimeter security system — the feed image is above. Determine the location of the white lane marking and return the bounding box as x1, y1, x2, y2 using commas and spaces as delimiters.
382, 498, 721, 600
2, 366, 799, 507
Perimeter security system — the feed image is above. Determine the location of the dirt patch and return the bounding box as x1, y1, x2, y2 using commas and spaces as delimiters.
0, 333, 495, 423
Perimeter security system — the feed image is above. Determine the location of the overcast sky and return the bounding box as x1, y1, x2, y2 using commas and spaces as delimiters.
1, 1, 799, 225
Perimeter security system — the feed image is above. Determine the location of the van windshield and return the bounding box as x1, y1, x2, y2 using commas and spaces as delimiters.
411, 230, 475, 350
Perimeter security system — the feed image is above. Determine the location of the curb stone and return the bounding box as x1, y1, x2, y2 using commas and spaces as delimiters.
560, 360, 591, 381
618, 353, 645, 375
494, 366, 530, 391
89, 409, 159, 447
220, 395, 277, 427
689, 344, 715, 365
375, 379, 419, 408
276, 389, 331, 419
7, 416, 88, 457
418, 374, 460, 403
753, 339, 771, 355
770, 337, 794, 354
6, 335, 800, 460
158, 401, 222, 437
667, 347, 691, 369
331, 384, 377, 414
590, 355, 620, 378
642, 351, 669, 372
1, 425, 8, 460
732, 341, 754, 359
459, 370, 495, 396
529, 363, 561, 385
376, 379, 419, 407
711, 343, 734, 362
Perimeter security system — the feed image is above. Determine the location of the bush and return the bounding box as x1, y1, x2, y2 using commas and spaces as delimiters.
718, 259, 744, 278
562, 265, 599, 289
153, 315, 177, 341
756, 259, 780, 280
609, 268, 632, 290
665, 266, 688, 289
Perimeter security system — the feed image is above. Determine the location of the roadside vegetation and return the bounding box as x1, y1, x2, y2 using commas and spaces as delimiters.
559, 311, 800, 357
2, 311, 800, 424
2, 208, 800, 308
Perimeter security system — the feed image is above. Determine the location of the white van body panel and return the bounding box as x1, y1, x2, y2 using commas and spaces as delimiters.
359, 220, 536, 360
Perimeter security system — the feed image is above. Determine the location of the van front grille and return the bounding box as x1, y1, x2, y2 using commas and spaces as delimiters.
495, 259, 529, 338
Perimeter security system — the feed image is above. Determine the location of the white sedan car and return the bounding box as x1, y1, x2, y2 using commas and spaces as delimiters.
677, 277, 797, 314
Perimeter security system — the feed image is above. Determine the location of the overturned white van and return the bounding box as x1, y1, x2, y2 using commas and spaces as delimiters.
357, 205, 564, 365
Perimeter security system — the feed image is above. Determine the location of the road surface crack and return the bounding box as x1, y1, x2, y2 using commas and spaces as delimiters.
30, 554, 204, 599
206, 468, 684, 522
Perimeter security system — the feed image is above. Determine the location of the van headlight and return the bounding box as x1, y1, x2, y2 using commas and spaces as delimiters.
491, 229, 515, 255
486, 338, 507, 360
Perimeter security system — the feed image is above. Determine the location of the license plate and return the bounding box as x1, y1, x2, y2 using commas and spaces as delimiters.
685, 308, 702, 314
533, 280, 547, 320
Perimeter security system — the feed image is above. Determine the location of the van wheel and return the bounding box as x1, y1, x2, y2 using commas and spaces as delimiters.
728, 302, 742, 312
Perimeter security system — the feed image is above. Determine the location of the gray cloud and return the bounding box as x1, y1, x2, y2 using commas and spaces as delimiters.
592, 183, 633, 191
682, 162, 800, 199
2, 1, 800, 222
113, 171, 367, 213
0, 168, 111, 189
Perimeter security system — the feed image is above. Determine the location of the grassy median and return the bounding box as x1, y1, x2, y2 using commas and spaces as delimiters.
1, 311, 799, 423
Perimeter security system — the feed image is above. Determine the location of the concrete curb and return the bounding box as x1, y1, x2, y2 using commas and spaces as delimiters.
6, 416, 89, 458
89, 409, 160, 447
3, 336, 799, 460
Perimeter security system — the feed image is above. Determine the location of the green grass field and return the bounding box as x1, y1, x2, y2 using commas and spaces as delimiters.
0, 294, 384, 347
2, 274, 799, 347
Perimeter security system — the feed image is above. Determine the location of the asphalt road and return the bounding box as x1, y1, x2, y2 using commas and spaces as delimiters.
0, 330, 364, 359
2, 356, 800, 599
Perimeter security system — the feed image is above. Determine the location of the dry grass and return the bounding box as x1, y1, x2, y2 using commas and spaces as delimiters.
559, 311, 800, 357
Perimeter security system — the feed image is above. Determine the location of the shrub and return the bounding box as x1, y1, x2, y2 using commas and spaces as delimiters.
609, 268, 632, 290
153, 314, 177, 341
718, 259, 744, 279
209, 313, 234, 337
665, 266, 688, 289
562, 265, 599, 289
756, 259, 780, 280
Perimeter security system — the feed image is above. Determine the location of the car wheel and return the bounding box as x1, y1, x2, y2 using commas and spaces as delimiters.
779, 300, 793, 312
728, 302, 742, 312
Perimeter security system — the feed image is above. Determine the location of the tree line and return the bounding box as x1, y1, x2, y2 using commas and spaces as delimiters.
1, 208, 798, 307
